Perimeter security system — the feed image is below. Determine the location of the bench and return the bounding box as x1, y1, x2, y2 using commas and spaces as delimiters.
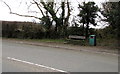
66, 35, 86, 45
68, 35, 86, 40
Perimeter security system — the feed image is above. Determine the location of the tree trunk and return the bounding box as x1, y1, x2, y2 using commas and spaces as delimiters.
85, 23, 89, 39
83, 23, 85, 36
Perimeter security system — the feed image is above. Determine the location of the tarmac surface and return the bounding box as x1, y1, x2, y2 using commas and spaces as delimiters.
2, 39, 118, 72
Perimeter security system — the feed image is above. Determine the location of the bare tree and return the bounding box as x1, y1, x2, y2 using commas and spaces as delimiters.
2, 0, 42, 20
2, 0, 72, 38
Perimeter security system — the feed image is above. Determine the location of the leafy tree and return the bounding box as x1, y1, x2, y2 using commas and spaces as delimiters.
102, 2, 120, 47
102, 2, 118, 29
78, 2, 99, 39
40, 0, 71, 38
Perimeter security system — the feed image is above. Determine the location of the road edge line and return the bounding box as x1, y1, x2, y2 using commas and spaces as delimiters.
7, 57, 68, 73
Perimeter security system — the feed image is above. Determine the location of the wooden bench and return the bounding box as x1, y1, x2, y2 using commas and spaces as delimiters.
68, 35, 86, 40
65, 35, 86, 45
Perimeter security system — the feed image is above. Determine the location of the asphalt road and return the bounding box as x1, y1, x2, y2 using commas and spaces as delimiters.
2, 40, 118, 72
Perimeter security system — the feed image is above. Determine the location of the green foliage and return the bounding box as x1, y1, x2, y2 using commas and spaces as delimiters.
102, 2, 119, 29
78, 2, 99, 25
102, 2, 120, 48
94, 26, 118, 48
68, 26, 84, 36
96, 26, 116, 39
40, 1, 71, 38
21, 24, 45, 39
2, 23, 46, 39
78, 2, 99, 38
2, 23, 18, 38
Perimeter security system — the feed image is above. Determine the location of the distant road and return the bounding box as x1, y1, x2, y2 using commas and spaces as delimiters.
2, 40, 118, 72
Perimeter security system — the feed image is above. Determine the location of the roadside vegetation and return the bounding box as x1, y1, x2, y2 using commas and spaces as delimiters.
2, 1, 120, 49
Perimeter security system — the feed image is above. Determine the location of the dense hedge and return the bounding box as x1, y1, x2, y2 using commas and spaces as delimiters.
2, 22, 67, 39
2, 22, 97, 39
3, 21, 113, 39
2, 23, 46, 39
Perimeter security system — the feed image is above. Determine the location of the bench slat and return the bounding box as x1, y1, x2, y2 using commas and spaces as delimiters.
69, 35, 86, 39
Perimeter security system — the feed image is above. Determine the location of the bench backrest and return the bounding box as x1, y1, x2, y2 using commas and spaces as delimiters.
69, 35, 86, 40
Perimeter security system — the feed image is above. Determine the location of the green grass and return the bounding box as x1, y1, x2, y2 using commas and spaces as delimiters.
28, 39, 66, 43
2, 37, 119, 49
3, 37, 87, 45
2, 37, 92, 46
2, 37, 66, 43
66, 39, 88, 46
96, 38, 118, 49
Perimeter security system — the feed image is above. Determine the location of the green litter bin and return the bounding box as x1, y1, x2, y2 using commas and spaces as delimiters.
89, 35, 96, 46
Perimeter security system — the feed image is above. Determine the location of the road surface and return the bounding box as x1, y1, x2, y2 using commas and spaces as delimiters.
2, 40, 118, 72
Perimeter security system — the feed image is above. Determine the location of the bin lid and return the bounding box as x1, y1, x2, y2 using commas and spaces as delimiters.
89, 35, 96, 37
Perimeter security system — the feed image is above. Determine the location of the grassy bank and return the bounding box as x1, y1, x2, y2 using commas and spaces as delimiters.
2, 37, 118, 49
2, 37, 66, 43
97, 38, 118, 49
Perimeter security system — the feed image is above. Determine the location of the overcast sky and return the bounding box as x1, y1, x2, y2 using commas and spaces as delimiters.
0, 0, 108, 28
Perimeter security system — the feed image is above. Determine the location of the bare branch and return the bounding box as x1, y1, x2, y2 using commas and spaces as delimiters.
10, 12, 41, 20
2, 0, 12, 12
55, 7, 61, 14
28, 11, 40, 13
33, 0, 45, 17
64, 0, 71, 25
19, 0, 23, 7
27, 2, 35, 9
2, 0, 41, 20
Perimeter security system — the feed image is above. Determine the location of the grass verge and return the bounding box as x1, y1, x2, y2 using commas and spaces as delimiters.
2, 37, 119, 49
2, 37, 66, 43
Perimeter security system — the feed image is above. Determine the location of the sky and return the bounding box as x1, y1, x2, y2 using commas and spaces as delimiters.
0, 0, 109, 28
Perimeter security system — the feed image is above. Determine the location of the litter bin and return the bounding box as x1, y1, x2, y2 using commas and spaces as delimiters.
89, 35, 96, 46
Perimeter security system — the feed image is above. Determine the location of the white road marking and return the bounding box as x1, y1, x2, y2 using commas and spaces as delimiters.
7, 57, 68, 73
